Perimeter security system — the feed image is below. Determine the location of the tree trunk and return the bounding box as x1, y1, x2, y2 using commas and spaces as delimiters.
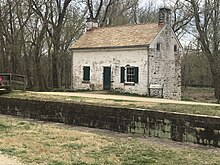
36, 61, 43, 90
23, 49, 33, 88
51, 27, 62, 89
213, 75, 220, 104
211, 62, 220, 103
52, 45, 60, 89
52, 32, 60, 89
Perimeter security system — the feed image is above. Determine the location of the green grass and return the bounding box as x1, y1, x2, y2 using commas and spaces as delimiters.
106, 99, 138, 102
152, 103, 220, 116
0, 147, 17, 155
181, 96, 193, 101
182, 86, 216, 103
0, 115, 219, 165
63, 143, 87, 150
0, 123, 11, 131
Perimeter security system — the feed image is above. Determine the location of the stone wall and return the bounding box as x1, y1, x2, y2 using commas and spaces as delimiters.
72, 48, 149, 95
149, 26, 182, 100
0, 98, 220, 147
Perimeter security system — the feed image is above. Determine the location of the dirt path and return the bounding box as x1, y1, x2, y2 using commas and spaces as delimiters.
32, 91, 220, 107
0, 154, 24, 165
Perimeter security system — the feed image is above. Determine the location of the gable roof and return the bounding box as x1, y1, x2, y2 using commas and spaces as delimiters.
70, 23, 163, 50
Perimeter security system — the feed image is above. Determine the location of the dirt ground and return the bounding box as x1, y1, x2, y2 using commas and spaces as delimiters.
32, 91, 220, 107
0, 154, 24, 165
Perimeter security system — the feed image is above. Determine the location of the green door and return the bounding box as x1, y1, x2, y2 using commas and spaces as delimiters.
103, 67, 111, 90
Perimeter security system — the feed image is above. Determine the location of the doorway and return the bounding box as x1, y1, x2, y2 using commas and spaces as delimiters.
103, 67, 111, 90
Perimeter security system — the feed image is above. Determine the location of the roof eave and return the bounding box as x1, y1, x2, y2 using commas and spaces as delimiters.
69, 44, 149, 51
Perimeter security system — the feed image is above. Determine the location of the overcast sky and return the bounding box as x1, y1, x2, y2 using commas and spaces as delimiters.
140, 0, 174, 8
140, 0, 165, 6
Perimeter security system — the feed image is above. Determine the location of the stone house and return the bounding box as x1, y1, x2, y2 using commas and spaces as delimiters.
70, 8, 182, 100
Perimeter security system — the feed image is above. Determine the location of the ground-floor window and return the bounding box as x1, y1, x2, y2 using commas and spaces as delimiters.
126, 67, 135, 82
121, 66, 139, 83
83, 66, 90, 81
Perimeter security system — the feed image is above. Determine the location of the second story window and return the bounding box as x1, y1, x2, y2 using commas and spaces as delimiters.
156, 43, 161, 51
174, 44, 178, 52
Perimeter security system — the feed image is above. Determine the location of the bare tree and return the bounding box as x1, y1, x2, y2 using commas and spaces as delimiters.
0, 0, 85, 90
85, 0, 140, 27
138, 1, 158, 24
31, 0, 74, 88
171, 0, 193, 36
186, 0, 220, 103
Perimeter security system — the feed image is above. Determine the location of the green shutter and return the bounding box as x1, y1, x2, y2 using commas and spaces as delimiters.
120, 67, 125, 83
134, 67, 139, 83
83, 66, 90, 81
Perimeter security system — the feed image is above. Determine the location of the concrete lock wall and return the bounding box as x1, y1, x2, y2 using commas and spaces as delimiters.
0, 98, 220, 147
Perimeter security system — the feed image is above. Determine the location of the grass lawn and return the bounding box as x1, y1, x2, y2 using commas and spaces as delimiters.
181, 87, 216, 103
0, 115, 219, 165
1, 90, 220, 117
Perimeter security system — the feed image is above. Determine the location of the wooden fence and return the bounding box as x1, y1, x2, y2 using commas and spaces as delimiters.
0, 73, 27, 91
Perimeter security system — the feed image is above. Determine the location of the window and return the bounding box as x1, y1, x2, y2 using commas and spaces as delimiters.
83, 66, 90, 81
120, 66, 139, 83
174, 44, 178, 52
127, 67, 135, 82
156, 43, 161, 51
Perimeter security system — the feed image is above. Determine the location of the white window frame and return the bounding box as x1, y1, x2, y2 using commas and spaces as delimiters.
125, 66, 135, 83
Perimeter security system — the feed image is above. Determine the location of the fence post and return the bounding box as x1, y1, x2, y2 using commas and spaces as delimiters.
24, 76, 27, 91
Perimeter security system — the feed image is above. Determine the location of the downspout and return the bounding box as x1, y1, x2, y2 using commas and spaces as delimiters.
147, 46, 150, 96
70, 51, 74, 90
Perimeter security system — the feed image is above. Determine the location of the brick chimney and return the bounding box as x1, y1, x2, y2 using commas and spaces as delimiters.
158, 8, 172, 26
86, 17, 98, 31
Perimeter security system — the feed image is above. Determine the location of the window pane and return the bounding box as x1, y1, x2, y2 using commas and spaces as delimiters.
174, 45, 177, 52
83, 66, 90, 81
157, 43, 160, 51
126, 67, 135, 82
